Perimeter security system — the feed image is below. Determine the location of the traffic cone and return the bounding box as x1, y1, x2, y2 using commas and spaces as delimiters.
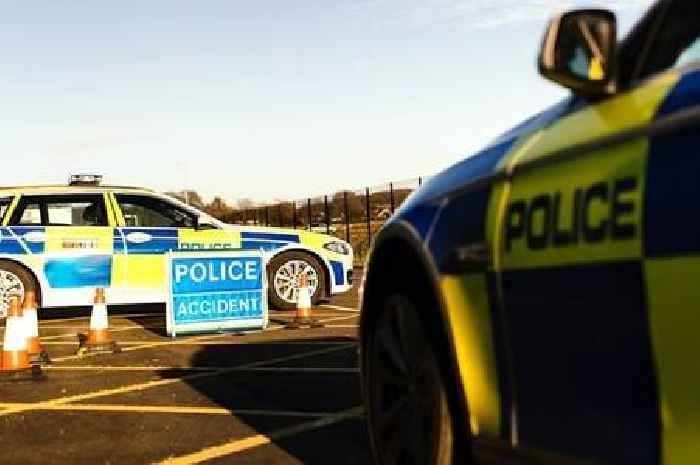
286, 274, 323, 329
23, 291, 51, 365
76, 288, 120, 355
1, 296, 43, 381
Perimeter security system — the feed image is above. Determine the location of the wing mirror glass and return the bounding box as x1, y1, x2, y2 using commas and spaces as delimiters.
539, 9, 617, 96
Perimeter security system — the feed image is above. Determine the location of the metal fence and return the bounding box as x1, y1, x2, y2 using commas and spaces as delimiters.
224, 177, 425, 265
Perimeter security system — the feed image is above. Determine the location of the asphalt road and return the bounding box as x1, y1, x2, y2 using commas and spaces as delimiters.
0, 277, 368, 465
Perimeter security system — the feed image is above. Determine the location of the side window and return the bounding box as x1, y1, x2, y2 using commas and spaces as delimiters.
636, 2, 700, 79
15, 201, 41, 226
115, 194, 196, 228
0, 197, 13, 223
45, 197, 107, 226
9, 195, 108, 227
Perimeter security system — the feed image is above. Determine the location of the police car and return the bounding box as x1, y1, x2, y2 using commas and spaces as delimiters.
0, 175, 353, 316
360, 3, 700, 465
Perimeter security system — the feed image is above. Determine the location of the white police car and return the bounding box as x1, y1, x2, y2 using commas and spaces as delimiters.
0, 175, 353, 315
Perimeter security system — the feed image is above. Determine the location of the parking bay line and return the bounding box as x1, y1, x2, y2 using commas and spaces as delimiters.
37, 313, 162, 324
0, 402, 336, 418
44, 366, 359, 373
46, 313, 361, 363
320, 304, 360, 312
155, 406, 364, 465
0, 343, 356, 418
36, 340, 355, 346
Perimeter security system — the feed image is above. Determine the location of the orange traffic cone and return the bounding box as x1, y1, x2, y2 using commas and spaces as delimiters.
23, 291, 50, 365
285, 274, 323, 329
76, 288, 120, 355
1, 296, 43, 380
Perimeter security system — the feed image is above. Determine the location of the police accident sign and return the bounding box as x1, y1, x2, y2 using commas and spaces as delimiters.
165, 250, 268, 336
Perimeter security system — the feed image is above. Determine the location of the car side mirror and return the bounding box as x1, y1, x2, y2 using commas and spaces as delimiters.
194, 216, 217, 230
538, 9, 617, 97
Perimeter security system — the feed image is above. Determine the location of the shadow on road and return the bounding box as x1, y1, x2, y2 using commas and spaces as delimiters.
170, 336, 370, 465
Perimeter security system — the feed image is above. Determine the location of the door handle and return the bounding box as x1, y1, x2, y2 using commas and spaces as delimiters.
22, 231, 47, 243
447, 242, 492, 273
125, 232, 152, 244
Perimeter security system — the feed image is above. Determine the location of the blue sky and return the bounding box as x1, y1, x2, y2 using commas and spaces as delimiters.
0, 0, 653, 204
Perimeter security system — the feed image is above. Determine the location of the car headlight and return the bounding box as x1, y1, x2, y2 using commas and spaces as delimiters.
323, 241, 350, 255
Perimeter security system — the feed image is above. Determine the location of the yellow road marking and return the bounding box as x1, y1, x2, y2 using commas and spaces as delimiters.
36, 325, 165, 330
44, 365, 359, 373
320, 304, 360, 312
37, 325, 156, 342
0, 402, 334, 418
39, 313, 161, 324
47, 313, 360, 362
155, 406, 364, 465
32, 340, 354, 346
0, 343, 356, 417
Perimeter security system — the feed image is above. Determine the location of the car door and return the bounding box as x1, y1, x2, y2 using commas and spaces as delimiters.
492, 4, 700, 465
110, 192, 238, 302
8, 193, 115, 291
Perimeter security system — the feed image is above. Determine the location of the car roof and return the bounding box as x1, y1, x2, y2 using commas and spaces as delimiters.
0, 185, 157, 197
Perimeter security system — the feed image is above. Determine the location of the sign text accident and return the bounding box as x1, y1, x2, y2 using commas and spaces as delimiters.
166, 251, 268, 335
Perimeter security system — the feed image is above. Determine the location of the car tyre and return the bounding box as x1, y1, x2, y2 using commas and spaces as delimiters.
0, 260, 40, 318
267, 251, 325, 310
365, 293, 454, 465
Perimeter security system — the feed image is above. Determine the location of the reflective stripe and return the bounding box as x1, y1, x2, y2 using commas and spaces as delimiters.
441, 274, 501, 438
103, 193, 116, 226
3, 316, 27, 351
240, 231, 299, 243
1, 196, 20, 226
645, 257, 700, 465
89, 303, 108, 330
117, 228, 178, 254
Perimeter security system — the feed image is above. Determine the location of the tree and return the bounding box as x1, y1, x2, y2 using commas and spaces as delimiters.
203, 197, 235, 221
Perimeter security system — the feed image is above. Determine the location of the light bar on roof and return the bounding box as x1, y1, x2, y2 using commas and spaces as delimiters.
69, 174, 103, 186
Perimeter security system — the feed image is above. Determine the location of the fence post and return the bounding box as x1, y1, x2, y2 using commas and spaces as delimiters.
344, 191, 350, 243
265, 206, 270, 226
418, 176, 422, 186
390, 182, 395, 213
307, 198, 312, 231
324, 195, 330, 235
292, 202, 297, 229
365, 187, 371, 244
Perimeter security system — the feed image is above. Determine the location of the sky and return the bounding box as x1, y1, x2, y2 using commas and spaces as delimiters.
0, 0, 654, 204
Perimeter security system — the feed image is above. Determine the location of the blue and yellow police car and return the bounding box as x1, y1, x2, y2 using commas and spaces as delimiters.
360, 2, 700, 465
0, 175, 352, 315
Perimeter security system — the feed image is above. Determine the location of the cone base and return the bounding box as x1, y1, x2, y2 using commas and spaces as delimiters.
285, 318, 324, 329
0, 364, 45, 382
77, 340, 121, 355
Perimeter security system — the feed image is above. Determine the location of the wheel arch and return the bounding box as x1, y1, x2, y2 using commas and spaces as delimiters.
360, 220, 472, 460
0, 256, 44, 306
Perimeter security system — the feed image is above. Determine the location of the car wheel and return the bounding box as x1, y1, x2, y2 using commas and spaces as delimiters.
365, 294, 454, 465
0, 261, 39, 318
268, 252, 325, 310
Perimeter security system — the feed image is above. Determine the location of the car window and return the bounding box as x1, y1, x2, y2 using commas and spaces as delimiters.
636, 1, 700, 79
18, 202, 41, 225
9, 195, 108, 226
46, 197, 107, 226
0, 197, 13, 223
115, 194, 196, 228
